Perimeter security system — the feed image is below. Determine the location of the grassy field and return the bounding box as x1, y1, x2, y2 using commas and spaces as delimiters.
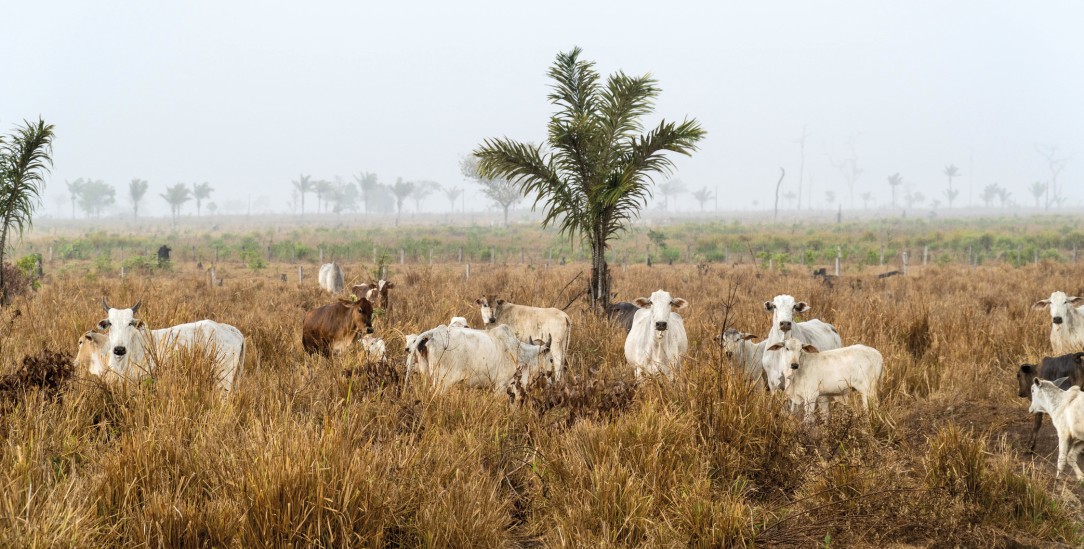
1, 220, 1083, 547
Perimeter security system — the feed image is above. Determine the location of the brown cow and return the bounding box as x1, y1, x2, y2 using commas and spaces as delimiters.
302, 297, 375, 356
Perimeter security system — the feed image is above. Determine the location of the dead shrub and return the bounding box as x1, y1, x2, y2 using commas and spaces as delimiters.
522, 375, 637, 427
0, 349, 75, 408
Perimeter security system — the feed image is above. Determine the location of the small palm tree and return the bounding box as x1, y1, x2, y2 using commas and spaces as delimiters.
390, 178, 414, 226
691, 187, 715, 211
129, 178, 149, 219
66, 178, 84, 219
160, 183, 192, 222
886, 173, 903, 208
411, 181, 441, 213
353, 172, 379, 213
291, 174, 313, 216
943, 164, 961, 208
474, 47, 705, 310
0, 119, 54, 303
192, 182, 213, 216
1028, 181, 1048, 208
860, 192, 872, 209
444, 186, 464, 213
461, 156, 523, 227
313, 179, 334, 213
658, 178, 687, 211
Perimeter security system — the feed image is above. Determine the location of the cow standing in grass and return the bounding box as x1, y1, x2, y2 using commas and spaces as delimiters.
768, 337, 883, 420
1033, 291, 1084, 355
477, 296, 571, 381
623, 289, 689, 381
1029, 377, 1084, 479
319, 263, 345, 293
1017, 352, 1084, 451
762, 294, 842, 391
302, 297, 375, 356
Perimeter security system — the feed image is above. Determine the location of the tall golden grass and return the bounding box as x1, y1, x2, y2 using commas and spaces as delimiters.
0, 257, 1081, 547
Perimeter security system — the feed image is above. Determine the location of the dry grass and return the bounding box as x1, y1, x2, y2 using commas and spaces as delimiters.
0, 257, 1082, 547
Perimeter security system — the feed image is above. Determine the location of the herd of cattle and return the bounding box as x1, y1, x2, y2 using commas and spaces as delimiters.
71, 263, 1084, 478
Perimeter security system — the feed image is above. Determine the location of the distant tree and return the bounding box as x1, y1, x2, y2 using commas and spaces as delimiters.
995, 186, 1012, 208
461, 156, 523, 227
353, 172, 379, 213
783, 190, 797, 209
78, 180, 115, 217
474, 47, 704, 310
66, 178, 86, 219
390, 177, 414, 226
443, 186, 464, 213
658, 178, 687, 211
886, 173, 903, 208
313, 179, 333, 213
904, 187, 926, 208
980, 183, 1000, 208
291, 174, 313, 216
329, 181, 359, 214
691, 186, 715, 211
828, 135, 862, 208
825, 190, 836, 205
160, 183, 192, 221
0, 119, 54, 303
1028, 181, 1048, 208
1037, 145, 1069, 209
206, 201, 218, 215
192, 181, 213, 216
943, 164, 961, 208
129, 178, 149, 219
860, 191, 872, 209
410, 181, 441, 213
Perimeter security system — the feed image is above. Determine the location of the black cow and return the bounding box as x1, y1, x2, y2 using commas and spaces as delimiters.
1017, 352, 1084, 451
605, 301, 639, 334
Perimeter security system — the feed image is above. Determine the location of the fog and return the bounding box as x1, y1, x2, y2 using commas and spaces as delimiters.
3, 1, 1081, 220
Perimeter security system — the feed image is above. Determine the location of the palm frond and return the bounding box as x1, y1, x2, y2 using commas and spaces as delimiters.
0, 119, 55, 240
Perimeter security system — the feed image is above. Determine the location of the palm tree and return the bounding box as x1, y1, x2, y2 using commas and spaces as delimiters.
0, 119, 54, 303
860, 192, 872, 209
160, 183, 192, 222
291, 174, 313, 216
658, 178, 687, 211
886, 173, 903, 208
66, 178, 85, 219
192, 182, 213, 216
943, 164, 961, 208
1028, 181, 1048, 208
129, 178, 149, 219
410, 181, 441, 213
390, 177, 414, 226
474, 47, 705, 310
444, 186, 464, 213
313, 179, 334, 213
77, 180, 115, 217
353, 172, 379, 213
691, 186, 715, 211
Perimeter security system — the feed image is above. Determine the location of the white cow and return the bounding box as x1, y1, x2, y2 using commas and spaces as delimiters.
762, 295, 842, 391
405, 324, 552, 400
1033, 291, 1084, 355
98, 299, 246, 394
476, 296, 571, 381
767, 337, 883, 420
1030, 377, 1084, 479
359, 334, 387, 363
717, 328, 767, 387
319, 263, 345, 293
624, 289, 689, 381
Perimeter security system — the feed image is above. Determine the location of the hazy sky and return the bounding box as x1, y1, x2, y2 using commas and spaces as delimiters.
3, 1, 1081, 218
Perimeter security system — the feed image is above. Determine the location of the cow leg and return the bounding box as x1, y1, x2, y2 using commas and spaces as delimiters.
1069, 441, 1084, 481
1029, 413, 1043, 452
1057, 433, 1070, 479
817, 396, 831, 421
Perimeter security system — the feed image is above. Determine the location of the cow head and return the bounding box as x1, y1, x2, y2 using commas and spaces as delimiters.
718, 328, 759, 359
99, 298, 144, 373
1030, 377, 1073, 414
339, 297, 374, 336
766, 337, 819, 388
76, 331, 110, 377
476, 296, 506, 326
449, 316, 469, 328
351, 284, 372, 301
1032, 291, 1083, 327
764, 295, 810, 333
1017, 364, 1038, 398
633, 289, 688, 334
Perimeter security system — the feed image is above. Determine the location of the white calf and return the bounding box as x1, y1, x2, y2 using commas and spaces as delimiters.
768, 337, 883, 420
718, 328, 767, 387
624, 289, 689, 380
1030, 377, 1084, 479
762, 294, 842, 391
1033, 291, 1084, 355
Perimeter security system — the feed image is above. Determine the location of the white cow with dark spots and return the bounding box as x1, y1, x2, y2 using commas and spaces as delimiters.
624, 289, 689, 380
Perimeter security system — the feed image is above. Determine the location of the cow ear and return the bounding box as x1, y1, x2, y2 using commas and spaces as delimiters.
763, 301, 775, 312
1054, 376, 1072, 390
1032, 299, 1051, 310
496, 299, 505, 306
794, 302, 810, 313
475, 298, 484, 305
384, 282, 396, 289
766, 343, 784, 351
134, 320, 145, 329
802, 345, 820, 353
97, 319, 111, 330
1020, 364, 1034, 373
633, 297, 651, 308
1070, 296, 1084, 306
1034, 378, 1042, 386
743, 333, 761, 341
671, 298, 688, 310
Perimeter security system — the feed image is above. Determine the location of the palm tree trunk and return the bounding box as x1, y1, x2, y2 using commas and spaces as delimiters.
588, 234, 611, 311
503, 205, 509, 227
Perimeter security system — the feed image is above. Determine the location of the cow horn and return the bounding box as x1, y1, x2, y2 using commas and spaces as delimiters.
131, 299, 141, 314
102, 297, 112, 311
